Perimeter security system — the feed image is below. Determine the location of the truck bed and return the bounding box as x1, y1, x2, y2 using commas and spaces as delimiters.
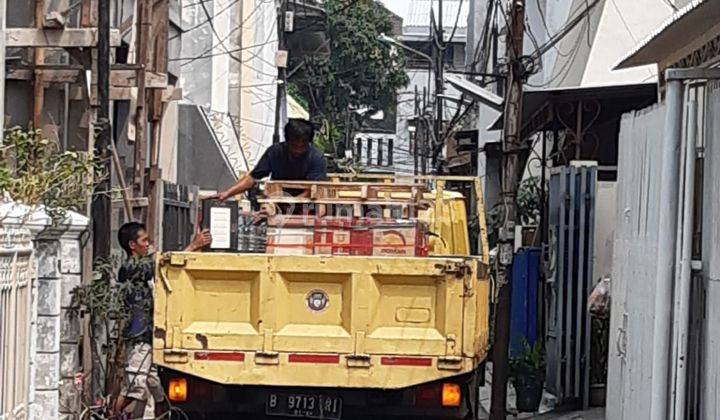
153, 252, 489, 389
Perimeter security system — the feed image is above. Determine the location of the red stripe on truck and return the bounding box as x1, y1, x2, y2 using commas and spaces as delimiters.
194, 352, 245, 362
288, 354, 340, 364
381, 357, 433, 366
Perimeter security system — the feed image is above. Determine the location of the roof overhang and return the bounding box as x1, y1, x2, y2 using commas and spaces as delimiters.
488, 83, 658, 135
615, 0, 720, 70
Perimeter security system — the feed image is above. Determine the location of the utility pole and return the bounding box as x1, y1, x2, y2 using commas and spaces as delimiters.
92, 0, 112, 260
490, 1, 526, 419
432, 0, 444, 172
273, 0, 288, 144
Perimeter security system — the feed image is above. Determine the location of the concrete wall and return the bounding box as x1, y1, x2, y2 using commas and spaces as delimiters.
0, 203, 88, 420
176, 104, 237, 191
238, 0, 278, 169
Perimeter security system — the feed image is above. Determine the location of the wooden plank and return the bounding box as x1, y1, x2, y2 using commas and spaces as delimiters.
109, 70, 167, 88
41, 69, 80, 83
151, 0, 169, 120
264, 181, 427, 194
33, 0, 46, 131
111, 197, 148, 209
5, 28, 121, 48
326, 173, 481, 182
9, 68, 170, 87
132, 0, 153, 203
257, 198, 432, 209
94, 85, 180, 101
7, 67, 82, 83
6, 68, 32, 80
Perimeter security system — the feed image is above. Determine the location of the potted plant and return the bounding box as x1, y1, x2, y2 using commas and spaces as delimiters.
509, 338, 546, 413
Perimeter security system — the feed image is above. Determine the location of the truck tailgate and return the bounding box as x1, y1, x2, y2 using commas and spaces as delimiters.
154, 253, 489, 389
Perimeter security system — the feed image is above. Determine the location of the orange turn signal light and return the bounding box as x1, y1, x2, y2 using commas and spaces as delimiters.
168, 378, 187, 402
442, 383, 461, 407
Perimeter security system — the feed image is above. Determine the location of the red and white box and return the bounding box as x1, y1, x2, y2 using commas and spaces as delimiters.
266, 216, 315, 255
313, 218, 354, 255
369, 220, 429, 257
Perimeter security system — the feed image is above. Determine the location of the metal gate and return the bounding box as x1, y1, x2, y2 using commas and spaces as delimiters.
162, 182, 197, 252
0, 227, 34, 420
546, 165, 597, 408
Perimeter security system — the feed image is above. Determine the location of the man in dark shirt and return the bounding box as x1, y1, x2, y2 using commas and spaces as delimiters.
115, 222, 210, 418
217, 118, 327, 201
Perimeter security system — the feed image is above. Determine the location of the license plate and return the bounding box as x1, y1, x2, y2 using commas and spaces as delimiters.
266, 393, 342, 419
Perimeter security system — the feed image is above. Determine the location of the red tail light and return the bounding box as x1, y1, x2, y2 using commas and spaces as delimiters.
414, 382, 463, 408
415, 383, 441, 407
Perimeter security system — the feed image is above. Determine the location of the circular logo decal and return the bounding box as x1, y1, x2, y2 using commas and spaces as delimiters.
306, 289, 329, 312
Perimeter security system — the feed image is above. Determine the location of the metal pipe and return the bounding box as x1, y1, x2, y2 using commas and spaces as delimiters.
672, 98, 697, 420
649, 75, 684, 420
668, 92, 688, 419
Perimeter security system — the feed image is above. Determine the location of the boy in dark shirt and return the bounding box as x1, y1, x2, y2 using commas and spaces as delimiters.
216, 118, 328, 201
115, 222, 210, 418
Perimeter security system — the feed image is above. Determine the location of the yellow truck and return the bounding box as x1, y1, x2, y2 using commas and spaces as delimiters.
153, 176, 490, 419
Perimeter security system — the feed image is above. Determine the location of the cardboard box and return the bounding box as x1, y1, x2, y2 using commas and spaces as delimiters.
313, 218, 369, 255
266, 227, 314, 255
314, 220, 352, 255
370, 221, 428, 257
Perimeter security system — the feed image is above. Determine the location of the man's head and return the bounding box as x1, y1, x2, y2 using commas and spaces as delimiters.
284, 118, 315, 158
118, 222, 151, 257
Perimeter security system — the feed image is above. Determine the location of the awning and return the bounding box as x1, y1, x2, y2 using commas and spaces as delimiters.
488, 83, 657, 135
615, 0, 720, 69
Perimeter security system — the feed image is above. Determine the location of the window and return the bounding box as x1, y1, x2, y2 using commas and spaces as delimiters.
366, 138, 373, 166
377, 138, 384, 166
388, 138, 394, 166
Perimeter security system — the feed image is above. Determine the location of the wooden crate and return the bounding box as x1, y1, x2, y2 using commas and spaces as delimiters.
260, 182, 430, 219
263, 181, 427, 202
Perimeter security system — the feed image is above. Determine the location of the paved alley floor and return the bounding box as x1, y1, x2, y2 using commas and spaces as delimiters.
477, 363, 605, 419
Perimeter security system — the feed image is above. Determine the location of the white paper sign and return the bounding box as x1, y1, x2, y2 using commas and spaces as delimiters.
210, 207, 232, 249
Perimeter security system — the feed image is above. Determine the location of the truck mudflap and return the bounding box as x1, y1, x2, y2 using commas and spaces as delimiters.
154, 253, 489, 389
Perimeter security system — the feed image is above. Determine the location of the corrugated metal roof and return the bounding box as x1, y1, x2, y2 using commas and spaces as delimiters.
404, 0, 468, 30
615, 0, 719, 69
